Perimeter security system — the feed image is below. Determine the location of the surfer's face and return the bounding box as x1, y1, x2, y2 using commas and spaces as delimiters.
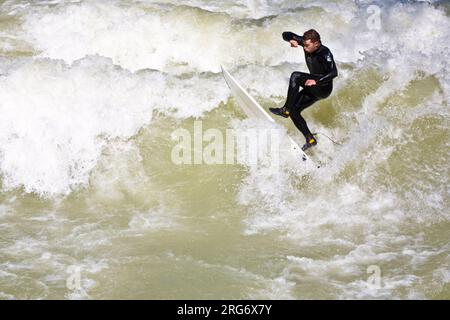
303, 39, 320, 53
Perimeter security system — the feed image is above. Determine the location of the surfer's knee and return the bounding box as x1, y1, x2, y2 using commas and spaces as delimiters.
290, 72, 308, 88
290, 72, 301, 79
289, 72, 302, 85
289, 71, 302, 83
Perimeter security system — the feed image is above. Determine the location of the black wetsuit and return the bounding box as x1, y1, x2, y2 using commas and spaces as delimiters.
281, 31, 338, 139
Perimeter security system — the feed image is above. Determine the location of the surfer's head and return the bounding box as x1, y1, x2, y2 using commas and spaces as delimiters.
303, 29, 321, 53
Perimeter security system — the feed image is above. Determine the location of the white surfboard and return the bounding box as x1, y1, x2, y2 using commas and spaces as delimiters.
221, 65, 314, 165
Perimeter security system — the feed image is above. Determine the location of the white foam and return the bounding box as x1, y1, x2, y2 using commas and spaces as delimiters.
10, 1, 358, 71
0, 56, 228, 196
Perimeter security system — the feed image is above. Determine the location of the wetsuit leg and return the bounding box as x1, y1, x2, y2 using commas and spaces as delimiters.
289, 89, 319, 139
282, 72, 311, 110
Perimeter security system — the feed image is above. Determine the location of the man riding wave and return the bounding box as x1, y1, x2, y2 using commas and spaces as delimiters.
269, 29, 338, 151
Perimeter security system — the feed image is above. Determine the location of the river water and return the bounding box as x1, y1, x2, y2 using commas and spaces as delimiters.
0, 0, 448, 299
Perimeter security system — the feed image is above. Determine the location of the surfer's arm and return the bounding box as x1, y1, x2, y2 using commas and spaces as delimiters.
316, 51, 338, 85
282, 31, 304, 46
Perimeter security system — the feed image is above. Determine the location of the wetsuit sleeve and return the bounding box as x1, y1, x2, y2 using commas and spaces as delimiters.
282, 31, 304, 46
316, 50, 338, 85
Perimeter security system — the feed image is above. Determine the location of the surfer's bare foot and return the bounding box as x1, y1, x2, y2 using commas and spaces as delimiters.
301, 135, 317, 151
269, 106, 290, 118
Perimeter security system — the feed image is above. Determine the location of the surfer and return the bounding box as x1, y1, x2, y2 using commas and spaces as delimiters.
270, 29, 338, 151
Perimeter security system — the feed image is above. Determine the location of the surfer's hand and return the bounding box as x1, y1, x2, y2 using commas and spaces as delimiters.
289, 40, 299, 47
305, 79, 317, 86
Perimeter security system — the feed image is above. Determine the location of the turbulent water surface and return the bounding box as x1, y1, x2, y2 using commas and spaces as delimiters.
0, 0, 449, 299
